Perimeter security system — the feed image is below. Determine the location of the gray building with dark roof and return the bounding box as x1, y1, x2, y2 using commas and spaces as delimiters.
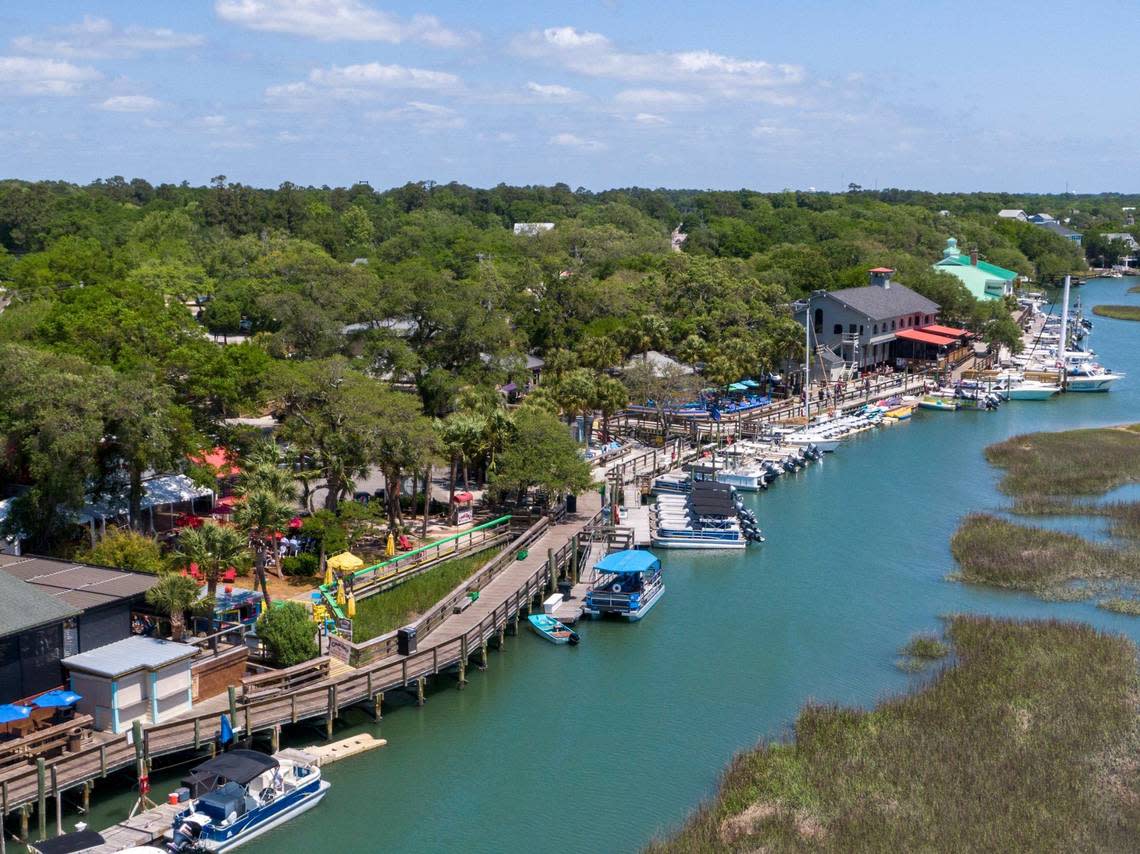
795, 269, 941, 370
0, 555, 158, 703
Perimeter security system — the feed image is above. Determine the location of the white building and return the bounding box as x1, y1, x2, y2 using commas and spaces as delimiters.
997, 209, 1028, 221
63, 636, 198, 733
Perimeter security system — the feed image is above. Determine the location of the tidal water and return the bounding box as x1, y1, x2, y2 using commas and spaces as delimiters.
81, 279, 1139, 852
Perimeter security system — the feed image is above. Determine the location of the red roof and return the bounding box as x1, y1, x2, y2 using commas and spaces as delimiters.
190, 447, 241, 478
920, 324, 971, 338
453, 492, 474, 503
895, 328, 959, 346
869, 267, 895, 274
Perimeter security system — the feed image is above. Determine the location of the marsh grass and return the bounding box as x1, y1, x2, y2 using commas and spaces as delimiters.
1092, 304, 1140, 321
900, 633, 950, 659
647, 618, 1140, 853
351, 547, 502, 641
950, 513, 1140, 593
1099, 598, 1140, 616
985, 425, 1140, 498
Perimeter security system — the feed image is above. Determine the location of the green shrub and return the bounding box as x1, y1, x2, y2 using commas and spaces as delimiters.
257, 601, 318, 666
282, 552, 319, 577
76, 528, 164, 573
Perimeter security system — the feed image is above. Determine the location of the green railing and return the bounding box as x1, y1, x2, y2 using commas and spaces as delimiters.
318, 515, 514, 619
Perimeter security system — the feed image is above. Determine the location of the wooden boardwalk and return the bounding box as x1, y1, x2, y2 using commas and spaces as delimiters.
0, 452, 673, 830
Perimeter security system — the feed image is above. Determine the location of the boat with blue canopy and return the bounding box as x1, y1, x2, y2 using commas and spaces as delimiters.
527, 613, 580, 645
584, 550, 664, 621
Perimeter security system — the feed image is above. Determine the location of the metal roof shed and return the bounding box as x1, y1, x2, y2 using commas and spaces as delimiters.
62, 637, 198, 733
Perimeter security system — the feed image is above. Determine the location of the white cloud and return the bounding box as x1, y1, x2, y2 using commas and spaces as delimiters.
268, 62, 461, 103
614, 88, 703, 109
98, 94, 162, 112
198, 114, 229, 128
215, 0, 471, 47
526, 81, 581, 101
12, 16, 203, 59
369, 100, 464, 129
513, 27, 803, 90
633, 112, 667, 125
549, 132, 605, 151
0, 56, 100, 96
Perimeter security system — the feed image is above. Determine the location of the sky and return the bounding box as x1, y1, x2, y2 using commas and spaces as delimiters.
0, 0, 1137, 193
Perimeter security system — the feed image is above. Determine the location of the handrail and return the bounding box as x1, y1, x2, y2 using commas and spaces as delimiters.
0, 505, 592, 814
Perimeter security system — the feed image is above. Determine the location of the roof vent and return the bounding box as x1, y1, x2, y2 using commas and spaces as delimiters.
869, 267, 894, 289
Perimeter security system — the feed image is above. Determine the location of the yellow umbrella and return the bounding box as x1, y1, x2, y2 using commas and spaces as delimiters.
385, 532, 396, 557
327, 551, 364, 572
346, 593, 356, 618
322, 562, 333, 588
336, 581, 346, 607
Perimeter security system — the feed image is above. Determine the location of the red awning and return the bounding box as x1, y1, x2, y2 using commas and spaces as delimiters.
190, 447, 241, 477
920, 324, 971, 338
453, 492, 474, 503
895, 328, 958, 346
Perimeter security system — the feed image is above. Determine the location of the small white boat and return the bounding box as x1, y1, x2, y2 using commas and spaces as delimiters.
1006, 380, 1061, 400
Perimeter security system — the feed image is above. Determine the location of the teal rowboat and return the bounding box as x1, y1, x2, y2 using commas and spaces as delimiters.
527, 614, 580, 645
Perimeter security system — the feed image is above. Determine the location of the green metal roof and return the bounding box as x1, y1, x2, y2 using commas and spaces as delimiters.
0, 569, 79, 638
936, 254, 1017, 281
933, 264, 1006, 301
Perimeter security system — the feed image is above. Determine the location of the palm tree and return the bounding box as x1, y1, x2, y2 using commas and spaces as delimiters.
232, 489, 292, 605
176, 522, 248, 598
237, 442, 298, 502
146, 573, 201, 641
592, 375, 629, 444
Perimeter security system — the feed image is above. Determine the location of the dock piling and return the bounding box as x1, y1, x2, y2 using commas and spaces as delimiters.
416, 677, 425, 707
19, 805, 28, 844
52, 770, 60, 838
479, 641, 488, 671
373, 691, 383, 720
547, 548, 556, 593
36, 758, 46, 840
270, 725, 280, 753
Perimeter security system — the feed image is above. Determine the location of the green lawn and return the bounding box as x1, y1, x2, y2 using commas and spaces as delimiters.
648, 617, 1140, 852
351, 547, 502, 641
1092, 304, 1140, 321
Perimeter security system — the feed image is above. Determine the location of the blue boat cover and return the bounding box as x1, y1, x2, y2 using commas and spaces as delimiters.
727, 382, 748, 391
595, 550, 661, 575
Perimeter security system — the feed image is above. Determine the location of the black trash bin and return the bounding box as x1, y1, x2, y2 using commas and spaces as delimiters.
557, 579, 573, 601
397, 625, 418, 656
565, 493, 577, 514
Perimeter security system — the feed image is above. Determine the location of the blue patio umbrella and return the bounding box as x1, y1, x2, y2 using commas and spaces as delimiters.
0, 704, 32, 724
32, 689, 82, 709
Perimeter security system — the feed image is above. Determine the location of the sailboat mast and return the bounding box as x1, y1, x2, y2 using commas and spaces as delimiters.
1058, 275, 1071, 389
805, 295, 811, 421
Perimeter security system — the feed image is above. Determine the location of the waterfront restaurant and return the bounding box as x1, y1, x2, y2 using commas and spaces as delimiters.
892, 325, 974, 366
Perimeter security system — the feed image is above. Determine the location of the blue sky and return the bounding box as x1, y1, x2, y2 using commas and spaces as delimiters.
1, 0, 1136, 192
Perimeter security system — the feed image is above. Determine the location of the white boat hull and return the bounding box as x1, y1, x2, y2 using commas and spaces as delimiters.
200, 781, 331, 852
1007, 387, 1059, 400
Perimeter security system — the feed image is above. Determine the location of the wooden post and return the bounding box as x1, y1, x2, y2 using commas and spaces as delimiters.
458, 636, 468, 688
571, 537, 579, 584
325, 685, 337, 739
36, 758, 46, 840
227, 686, 237, 730
81, 782, 90, 815
19, 806, 28, 845
479, 641, 489, 671
52, 769, 60, 838
193, 717, 201, 750
416, 677, 425, 707
243, 704, 251, 740
373, 691, 383, 720
290, 693, 298, 724
547, 548, 556, 593
498, 624, 506, 651
270, 725, 280, 753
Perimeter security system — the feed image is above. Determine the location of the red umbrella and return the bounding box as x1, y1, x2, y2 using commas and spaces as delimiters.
288, 516, 303, 529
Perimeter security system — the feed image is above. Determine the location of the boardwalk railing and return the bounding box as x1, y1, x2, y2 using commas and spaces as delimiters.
0, 503, 611, 816
319, 515, 515, 618
328, 517, 552, 668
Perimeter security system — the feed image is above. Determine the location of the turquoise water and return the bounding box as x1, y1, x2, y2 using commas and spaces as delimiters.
80, 279, 1139, 852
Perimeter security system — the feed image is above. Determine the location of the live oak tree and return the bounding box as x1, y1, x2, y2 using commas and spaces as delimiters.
490, 410, 593, 504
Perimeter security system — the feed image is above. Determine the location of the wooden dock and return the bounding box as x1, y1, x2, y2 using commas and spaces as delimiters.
84, 802, 180, 852
0, 448, 678, 835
